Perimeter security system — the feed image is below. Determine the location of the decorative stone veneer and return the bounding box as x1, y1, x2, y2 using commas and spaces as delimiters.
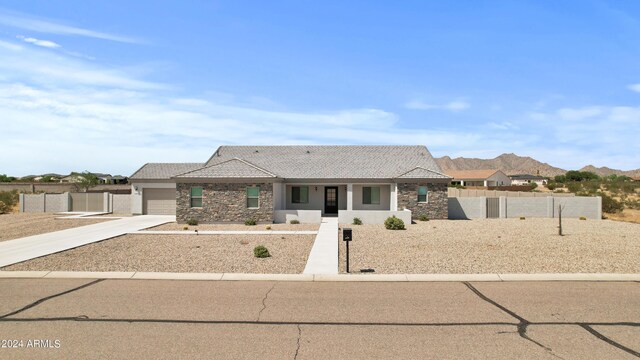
177, 182, 274, 223
397, 182, 448, 220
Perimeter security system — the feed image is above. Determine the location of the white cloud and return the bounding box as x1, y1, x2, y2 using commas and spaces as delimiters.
17, 35, 60, 48
0, 9, 138, 43
404, 99, 470, 112
557, 106, 603, 121
628, 83, 640, 93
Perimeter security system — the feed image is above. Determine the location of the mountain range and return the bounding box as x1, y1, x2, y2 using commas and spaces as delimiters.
434, 153, 640, 178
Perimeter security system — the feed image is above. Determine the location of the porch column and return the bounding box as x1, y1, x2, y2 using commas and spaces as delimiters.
483, 180, 488, 187
460, 180, 465, 186
390, 183, 398, 211
346, 183, 353, 210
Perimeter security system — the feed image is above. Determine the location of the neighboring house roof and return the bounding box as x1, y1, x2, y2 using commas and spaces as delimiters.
176, 158, 277, 178
509, 174, 546, 180
130, 163, 204, 180
394, 166, 451, 179
201, 145, 444, 179
446, 169, 503, 180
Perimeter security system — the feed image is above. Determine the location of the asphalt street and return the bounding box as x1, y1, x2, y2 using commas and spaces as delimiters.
0, 279, 638, 359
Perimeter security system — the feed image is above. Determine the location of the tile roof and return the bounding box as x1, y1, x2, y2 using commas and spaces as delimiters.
176, 158, 276, 178
394, 167, 451, 179
202, 145, 444, 179
130, 163, 204, 180
445, 169, 502, 180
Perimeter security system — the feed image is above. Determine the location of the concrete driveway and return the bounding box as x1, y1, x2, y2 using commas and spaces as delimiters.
0, 215, 174, 267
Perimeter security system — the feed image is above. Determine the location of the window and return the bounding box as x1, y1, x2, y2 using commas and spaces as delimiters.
190, 187, 203, 208
246, 186, 260, 208
363, 186, 380, 205
417, 186, 428, 203
292, 186, 309, 204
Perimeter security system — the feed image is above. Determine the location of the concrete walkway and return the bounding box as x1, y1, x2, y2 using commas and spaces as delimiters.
303, 217, 339, 274
0, 215, 175, 267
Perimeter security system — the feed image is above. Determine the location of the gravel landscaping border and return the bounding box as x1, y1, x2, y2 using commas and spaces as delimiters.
338, 218, 640, 274
148, 222, 320, 231
2, 234, 315, 274
0, 213, 115, 242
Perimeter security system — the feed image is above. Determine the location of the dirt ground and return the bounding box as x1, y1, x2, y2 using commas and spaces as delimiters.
3, 233, 315, 274
0, 213, 114, 242
338, 218, 640, 274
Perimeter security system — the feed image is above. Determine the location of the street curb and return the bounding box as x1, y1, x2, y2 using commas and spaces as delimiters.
1, 271, 639, 282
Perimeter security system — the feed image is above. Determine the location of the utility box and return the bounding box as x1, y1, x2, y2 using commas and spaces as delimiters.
343, 228, 352, 241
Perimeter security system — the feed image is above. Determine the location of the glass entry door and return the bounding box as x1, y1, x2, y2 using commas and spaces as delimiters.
324, 186, 338, 214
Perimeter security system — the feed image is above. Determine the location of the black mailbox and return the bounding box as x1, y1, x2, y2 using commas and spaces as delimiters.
343, 228, 352, 241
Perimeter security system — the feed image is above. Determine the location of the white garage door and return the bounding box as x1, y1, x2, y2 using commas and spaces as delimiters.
143, 188, 176, 215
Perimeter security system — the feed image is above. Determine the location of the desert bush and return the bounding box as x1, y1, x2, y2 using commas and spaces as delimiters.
384, 215, 405, 230
183, 226, 189, 230
254, 245, 270, 258
579, 216, 587, 220
625, 198, 640, 210
290, 219, 300, 224
546, 182, 557, 191
0, 190, 18, 214
418, 214, 429, 221
265, 225, 272, 230
601, 194, 623, 214
519, 216, 526, 220
566, 182, 582, 193
245, 219, 257, 226
353, 217, 362, 225
187, 219, 198, 226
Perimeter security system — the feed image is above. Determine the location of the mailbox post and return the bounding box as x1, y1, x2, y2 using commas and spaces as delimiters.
343, 228, 352, 273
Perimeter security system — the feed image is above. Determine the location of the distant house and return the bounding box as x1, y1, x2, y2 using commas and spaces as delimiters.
447, 170, 511, 187
59, 174, 85, 183
509, 174, 548, 186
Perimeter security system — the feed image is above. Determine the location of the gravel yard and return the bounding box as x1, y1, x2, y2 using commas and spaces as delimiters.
148, 222, 320, 231
0, 213, 114, 242
3, 234, 315, 273
339, 218, 640, 274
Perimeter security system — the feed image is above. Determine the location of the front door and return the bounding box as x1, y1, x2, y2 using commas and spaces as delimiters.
324, 186, 338, 214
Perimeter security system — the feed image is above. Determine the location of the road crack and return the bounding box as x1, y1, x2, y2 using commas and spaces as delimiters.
0, 279, 104, 319
580, 324, 640, 357
293, 324, 302, 360
463, 282, 563, 358
257, 283, 276, 322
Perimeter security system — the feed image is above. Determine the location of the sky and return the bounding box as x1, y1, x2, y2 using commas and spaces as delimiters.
0, 0, 639, 176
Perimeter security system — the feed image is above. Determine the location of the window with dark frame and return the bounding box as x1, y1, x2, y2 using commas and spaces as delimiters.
190, 187, 203, 207
292, 186, 309, 204
246, 186, 260, 208
363, 186, 380, 205
417, 186, 428, 203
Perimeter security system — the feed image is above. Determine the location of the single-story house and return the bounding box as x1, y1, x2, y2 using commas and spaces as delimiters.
129, 145, 451, 223
447, 169, 511, 187
509, 174, 548, 186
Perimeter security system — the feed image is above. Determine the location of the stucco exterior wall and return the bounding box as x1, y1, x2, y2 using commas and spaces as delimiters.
177, 182, 274, 223
397, 182, 448, 219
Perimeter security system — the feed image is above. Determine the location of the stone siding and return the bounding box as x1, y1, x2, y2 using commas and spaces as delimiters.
397, 182, 448, 220
177, 183, 274, 223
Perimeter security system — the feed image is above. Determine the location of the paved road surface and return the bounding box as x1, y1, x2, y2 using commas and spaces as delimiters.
0, 279, 638, 359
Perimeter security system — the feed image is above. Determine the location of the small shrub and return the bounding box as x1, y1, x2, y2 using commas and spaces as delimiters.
601, 194, 623, 214
546, 182, 557, 191
290, 219, 300, 224
418, 215, 429, 221
245, 219, 257, 226
0, 190, 18, 214
353, 217, 363, 225
579, 216, 587, 220
265, 225, 272, 230
183, 226, 189, 230
519, 216, 526, 220
186, 219, 198, 226
625, 198, 640, 210
384, 215, 405, 230
254, 245, 270, 258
